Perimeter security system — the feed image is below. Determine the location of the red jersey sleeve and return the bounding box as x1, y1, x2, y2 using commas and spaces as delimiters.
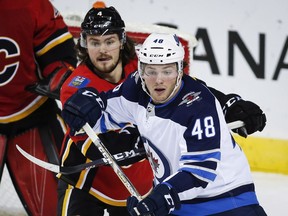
0, 0, 76, 120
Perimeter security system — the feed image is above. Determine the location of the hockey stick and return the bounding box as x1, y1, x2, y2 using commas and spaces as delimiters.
82, 123, 143, 200
16, 144, 146, 174
16, 120, 244, 214
82, 121, 245, 203
227, 120, 247, 137
16, 120, 245, 175
227, 120, 245, 130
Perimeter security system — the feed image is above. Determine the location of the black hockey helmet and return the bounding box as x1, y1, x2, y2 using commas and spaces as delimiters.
80, 6, 126, 47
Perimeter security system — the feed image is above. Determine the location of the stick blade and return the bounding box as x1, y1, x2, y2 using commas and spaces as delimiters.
16, 144, 59, 173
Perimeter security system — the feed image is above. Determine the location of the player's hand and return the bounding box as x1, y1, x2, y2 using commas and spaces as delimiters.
61, 87, 106, 133
127, 183, 181, 216
26, 63, 73, 100
223, 95, 266, 137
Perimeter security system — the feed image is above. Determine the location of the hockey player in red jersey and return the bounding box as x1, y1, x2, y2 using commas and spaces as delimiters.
58, 5, 154, 216
0, 0, 77, 215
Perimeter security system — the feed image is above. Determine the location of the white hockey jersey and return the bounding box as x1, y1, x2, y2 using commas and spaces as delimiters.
93, 72, 260, 215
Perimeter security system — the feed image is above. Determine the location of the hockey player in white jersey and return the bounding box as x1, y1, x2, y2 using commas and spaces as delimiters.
61, 33, 267, 215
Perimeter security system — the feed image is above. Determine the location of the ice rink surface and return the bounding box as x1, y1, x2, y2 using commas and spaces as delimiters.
0, 168, 287, 215
252, 172, 288, 216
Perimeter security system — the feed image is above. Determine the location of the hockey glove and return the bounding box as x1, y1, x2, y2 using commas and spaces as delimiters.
26, 62, 74, 100
119, 124, 144, 150
61, 87, 106, 133
127, 183, 181, 216
223, 94, 266, 137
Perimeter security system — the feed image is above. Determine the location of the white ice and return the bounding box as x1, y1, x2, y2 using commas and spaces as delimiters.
252, 172, 288, 216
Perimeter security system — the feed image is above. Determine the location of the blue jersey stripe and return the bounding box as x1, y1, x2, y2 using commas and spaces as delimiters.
180, 151, 221, 162
172, 191, 259, 215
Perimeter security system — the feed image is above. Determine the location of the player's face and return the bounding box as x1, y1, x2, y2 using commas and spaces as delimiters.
142, 63, 181, 104
86, 34, 122, 73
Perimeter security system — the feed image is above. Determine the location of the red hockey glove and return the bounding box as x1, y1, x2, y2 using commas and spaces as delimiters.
26, 61, 74, 100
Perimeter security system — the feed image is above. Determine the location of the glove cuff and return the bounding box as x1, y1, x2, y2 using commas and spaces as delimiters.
222, 94, 242, 116
158, 183, 181, 210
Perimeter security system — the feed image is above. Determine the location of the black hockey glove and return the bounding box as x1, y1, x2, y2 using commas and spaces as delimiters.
94, 125, 146, 166
118, 124, 146, 165
223, 94, 266, 137
61, 87, 106, 133
127, 183, 181, 216
26, 63, 73, 100
119, 124, 144, 150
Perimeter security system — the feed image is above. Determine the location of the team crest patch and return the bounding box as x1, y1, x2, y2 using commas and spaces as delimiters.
179, 91, 202, 106
68, 76, 90, 88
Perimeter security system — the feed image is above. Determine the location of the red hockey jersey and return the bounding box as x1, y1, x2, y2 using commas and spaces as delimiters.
60, 59, 154, 206
0, 0, 75, 123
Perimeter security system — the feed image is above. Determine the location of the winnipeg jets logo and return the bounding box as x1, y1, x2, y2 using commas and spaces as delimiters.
142, 137, 171, 182
146, 148, 160, 173
179, 91, 201, 106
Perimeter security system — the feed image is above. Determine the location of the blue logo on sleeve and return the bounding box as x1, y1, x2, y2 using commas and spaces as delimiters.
68, 76, 90, 88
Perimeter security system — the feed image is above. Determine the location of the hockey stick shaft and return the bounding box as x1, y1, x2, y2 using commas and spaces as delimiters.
227, 120, 244, 130
16, 120, 244, 175
16, 144, 146, 175
82, 121, 245, 215
83, 123, 142, 200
